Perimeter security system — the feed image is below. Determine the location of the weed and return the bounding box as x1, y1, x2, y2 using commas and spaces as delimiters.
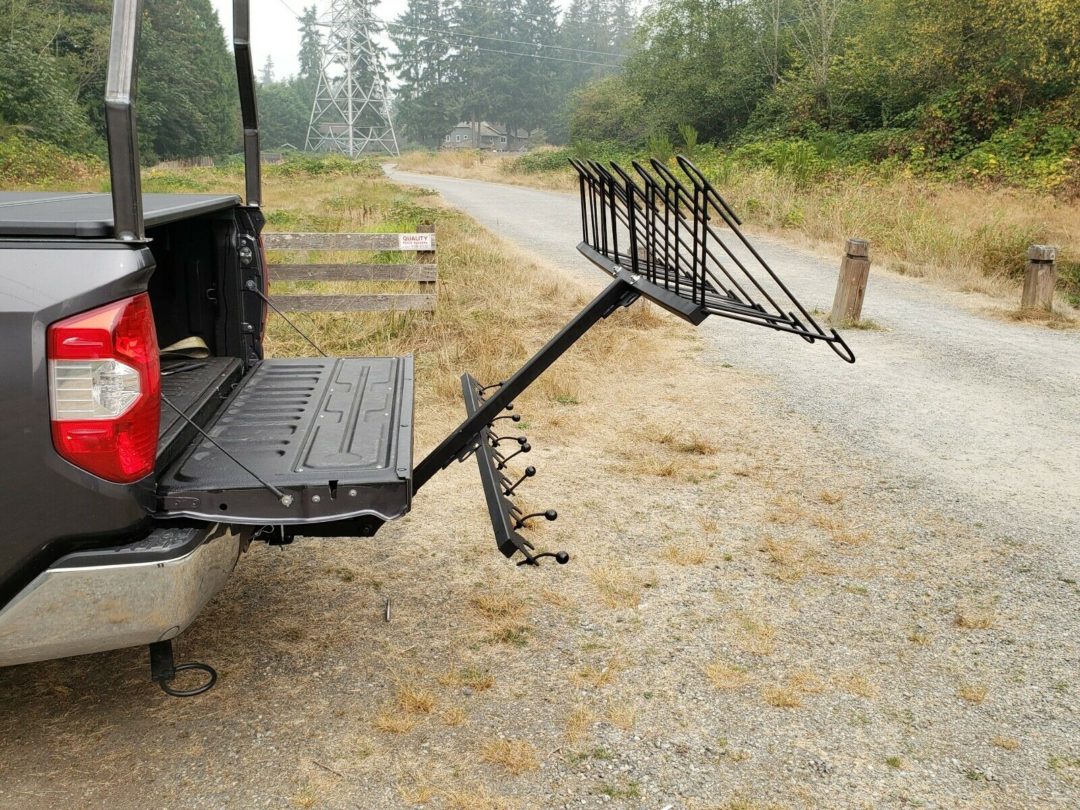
955, 608, 996, 630
566, 705, 595, 742
441, 707, 467, 727
599, 780, 642, 800
992, 736, 1019, 751
374, 711, 417, 734
396, 684, 436, 714
886, 756, 903, 769
480, 739, 539, 775
763, 685, 803, 708
439, 667, 495, 692
661, 541, 710, 566
706, 660, 752, 691
958, 684, 988, 704
606, 701, 638, 729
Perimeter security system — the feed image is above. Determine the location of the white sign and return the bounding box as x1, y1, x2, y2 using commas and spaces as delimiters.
398, 232, 435, 251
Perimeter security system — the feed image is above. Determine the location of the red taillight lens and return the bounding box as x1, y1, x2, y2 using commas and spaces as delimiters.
48, 293, 161, 483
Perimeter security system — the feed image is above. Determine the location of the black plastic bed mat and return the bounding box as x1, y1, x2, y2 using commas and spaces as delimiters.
157, 356, 414, 526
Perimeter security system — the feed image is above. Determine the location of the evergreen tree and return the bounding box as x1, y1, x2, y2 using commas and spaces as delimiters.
390, 0, 458, 148
297, 5, 323, 90
446, 0, 503, 141
260, 56, 275, 86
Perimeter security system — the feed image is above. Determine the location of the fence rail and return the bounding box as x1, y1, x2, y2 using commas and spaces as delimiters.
265, 225, 437, 313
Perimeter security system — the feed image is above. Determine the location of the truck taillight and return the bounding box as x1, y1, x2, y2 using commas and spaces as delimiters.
47, 293, 161, 483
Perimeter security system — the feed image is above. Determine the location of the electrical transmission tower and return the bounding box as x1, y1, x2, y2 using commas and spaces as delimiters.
306, 0, 399, 157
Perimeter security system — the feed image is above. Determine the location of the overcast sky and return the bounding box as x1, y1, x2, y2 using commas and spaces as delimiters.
210, 1, 411, 80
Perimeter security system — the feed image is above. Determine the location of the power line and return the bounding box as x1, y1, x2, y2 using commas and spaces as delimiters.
463, 44, 620, 68
271, 0, 624, 71
453, 0, 640, 36
376, 16, 627, 59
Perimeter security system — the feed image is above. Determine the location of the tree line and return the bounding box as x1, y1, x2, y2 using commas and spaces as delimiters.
574, 0, 1080, 168
257, 1, 638, 150
1, 0, 237, 161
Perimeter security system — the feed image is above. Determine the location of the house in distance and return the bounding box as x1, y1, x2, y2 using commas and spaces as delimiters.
443, 122, 533, 152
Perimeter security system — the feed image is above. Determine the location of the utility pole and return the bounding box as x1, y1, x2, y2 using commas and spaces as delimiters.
305, 0, 399, 157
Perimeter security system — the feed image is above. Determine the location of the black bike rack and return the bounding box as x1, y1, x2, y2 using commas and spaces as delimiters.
413, 157, 855, 565
571, 156, 856, 362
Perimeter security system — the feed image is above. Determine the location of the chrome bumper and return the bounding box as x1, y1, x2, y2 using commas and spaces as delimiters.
0, 526, 241, 667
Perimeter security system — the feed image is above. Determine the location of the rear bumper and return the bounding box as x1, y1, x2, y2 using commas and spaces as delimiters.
0, 525, 241, 667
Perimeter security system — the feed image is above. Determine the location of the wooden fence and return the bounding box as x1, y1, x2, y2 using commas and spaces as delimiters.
263, 225, 437, 313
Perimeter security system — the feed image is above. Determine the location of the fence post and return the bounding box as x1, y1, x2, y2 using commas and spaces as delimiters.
1021, 245, 1057, 312
416, 222, 436, 266
831, 238, 871, 325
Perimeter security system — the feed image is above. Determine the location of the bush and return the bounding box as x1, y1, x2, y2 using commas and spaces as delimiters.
0, 136, 103, 188
265, 153, 383, 179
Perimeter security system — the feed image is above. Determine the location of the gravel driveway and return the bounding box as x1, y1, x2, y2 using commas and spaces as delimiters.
387, 168, 1080, 575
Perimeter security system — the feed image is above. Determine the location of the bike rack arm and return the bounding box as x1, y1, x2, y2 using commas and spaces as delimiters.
233, 0, 262, 207
104, 0, 144, 242
413, 273, 644, 491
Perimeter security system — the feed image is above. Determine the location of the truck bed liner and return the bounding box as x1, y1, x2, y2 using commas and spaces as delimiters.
157, 357, 414, 525
158, 358, 243, 469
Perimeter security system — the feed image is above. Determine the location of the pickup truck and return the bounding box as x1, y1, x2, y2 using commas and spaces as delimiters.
0, 1, 852, 696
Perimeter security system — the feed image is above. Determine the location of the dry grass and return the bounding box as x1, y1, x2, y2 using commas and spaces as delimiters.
470, 591, 532, 644
819, 490, 844, 505
763, 669, 828, 708
661, 540, 711, 566
762, 685, 803, 709
646, 428, 719, 456
439, 667, 496, 692
396, 684, 436, 714
958, 684, 989, 704
442, 785, 515, 810
606, 701, 638, 730
480, 739, 539, 775
705, 660, 752, 691
441, 707, 468, 727
759, 536, 835, 582
954, 607, 997, 630
565, 705, 595, 742
589, 567, 642, 608
730, 612, 778, 656
992, 736, 1020, 751
398, 149, 1080, 314
836, 673, 877, 698
396, 148, 577, 192
573, 662, 622, 688
1006, 306, 1078, 329
373, 711, 417, 734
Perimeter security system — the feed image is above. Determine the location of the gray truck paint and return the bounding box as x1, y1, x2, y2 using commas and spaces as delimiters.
0, 240, 156, 606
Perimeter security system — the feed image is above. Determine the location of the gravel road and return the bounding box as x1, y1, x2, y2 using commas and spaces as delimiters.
387, 168, 1080, 575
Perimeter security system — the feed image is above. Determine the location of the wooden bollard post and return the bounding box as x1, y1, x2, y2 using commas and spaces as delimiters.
1021, 245, 1057, 311
831, 238, 871, 325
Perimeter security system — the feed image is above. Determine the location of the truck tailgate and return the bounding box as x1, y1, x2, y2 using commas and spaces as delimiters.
157, 357, 413, 525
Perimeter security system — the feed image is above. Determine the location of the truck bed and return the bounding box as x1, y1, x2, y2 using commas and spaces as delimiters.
0, 192, 240, 238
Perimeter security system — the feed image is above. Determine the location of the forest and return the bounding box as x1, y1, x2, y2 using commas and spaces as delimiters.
1, 0, 1078, 196
1, 0, 236, 160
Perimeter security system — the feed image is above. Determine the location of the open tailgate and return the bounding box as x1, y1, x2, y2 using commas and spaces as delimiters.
157, 357, 413, 526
